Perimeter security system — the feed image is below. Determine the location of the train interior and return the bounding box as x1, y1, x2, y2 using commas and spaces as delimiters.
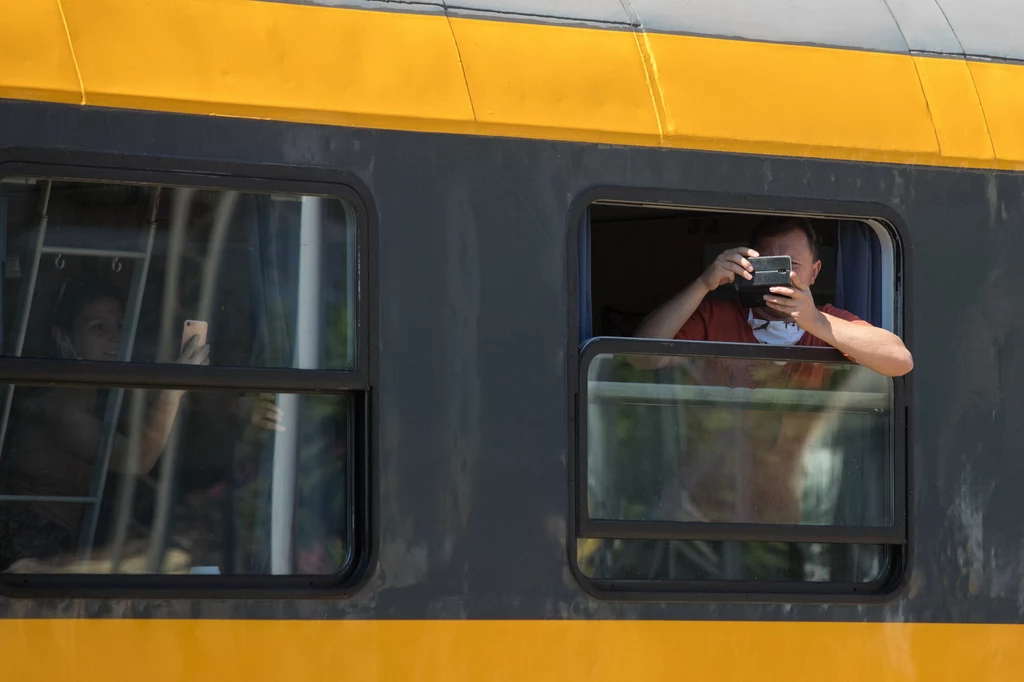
587, 204, 849, 338
0, 179, 352, 575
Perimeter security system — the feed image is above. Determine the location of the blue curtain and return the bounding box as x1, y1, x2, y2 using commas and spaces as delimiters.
834, 221, 882, 327
244, 196, 298, 368
577, 211, 593, 343
833, 220, 887, 575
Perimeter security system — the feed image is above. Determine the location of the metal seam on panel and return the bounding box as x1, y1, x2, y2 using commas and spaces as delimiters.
931, 0, 966, 54
55, 0, 85, 104
620, 0, 663, 142
960, 68, 997, 162
631, 25, 666, 144
634, 27, 908, 57
961, 58, 996, 159
877, 0, 913, 54
879, 0, 946, 155
618, 0, 641, 27
444, 4, 632, 26
925, 1, 999, 160
881, 2, 945, 156
445, 8, 479, 125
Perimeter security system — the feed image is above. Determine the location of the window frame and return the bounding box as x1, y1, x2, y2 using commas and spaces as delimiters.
567, 187, 913, 602
0, 157, 378, 599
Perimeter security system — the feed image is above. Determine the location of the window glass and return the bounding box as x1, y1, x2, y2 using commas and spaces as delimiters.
0, 176, 365, 582
0, 386, 353, 576
586, 352, 893, 527
584, 204, 896, 342
0, 179, 356, 370
577, 201, 903, 592
577, 538, 888, 584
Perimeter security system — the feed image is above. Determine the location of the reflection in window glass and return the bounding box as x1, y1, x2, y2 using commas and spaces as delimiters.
577, 538, 887, 583
0, 385, 352, 576
586, 353, 893, 526
0, 179, 356, 370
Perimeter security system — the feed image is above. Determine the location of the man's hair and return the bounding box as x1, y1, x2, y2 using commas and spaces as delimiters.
749, 216, 820, 261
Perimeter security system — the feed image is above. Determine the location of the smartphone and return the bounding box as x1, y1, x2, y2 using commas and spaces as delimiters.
734, 255, 792, 308
181, 319, 209, 352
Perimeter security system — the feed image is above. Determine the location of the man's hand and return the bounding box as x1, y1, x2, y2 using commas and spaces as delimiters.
764, 271, 825, 332
699, 247, 759, 292
631, 246, 758, 369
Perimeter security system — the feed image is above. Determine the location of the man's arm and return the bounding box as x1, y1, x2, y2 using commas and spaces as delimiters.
803, 313, 913, 377
765, 273, 913, 377
630, 247, 759, 370
633, 279, 710, 340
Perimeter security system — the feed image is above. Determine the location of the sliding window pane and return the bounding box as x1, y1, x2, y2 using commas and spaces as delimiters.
0, 179, 356, 370
0, 384, 353, 576
577, 537, 888, 583
585, 353, 893, 526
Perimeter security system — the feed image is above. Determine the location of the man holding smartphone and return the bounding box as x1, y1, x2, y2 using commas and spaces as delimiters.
633, 216, 914, 378
628, 216, 914, 530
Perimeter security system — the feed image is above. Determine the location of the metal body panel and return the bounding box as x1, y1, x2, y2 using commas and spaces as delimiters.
8, 0, 1024, 168
630, 0, 908, 53
260, 0, 1023, 60
269, 0, 445, 8
447, 0, 631, 24
884, 0, 963, 54
0, 98, 1023, 627
935, 0, 1024, 61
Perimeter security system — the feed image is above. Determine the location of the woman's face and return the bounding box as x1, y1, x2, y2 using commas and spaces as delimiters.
63, 296, 124, 361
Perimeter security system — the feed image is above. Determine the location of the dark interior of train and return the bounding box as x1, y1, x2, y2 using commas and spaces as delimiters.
588, 204, 841, 338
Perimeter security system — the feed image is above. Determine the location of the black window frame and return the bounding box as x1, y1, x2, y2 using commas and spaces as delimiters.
567, 187, 913, 603
0, 156, 377, 599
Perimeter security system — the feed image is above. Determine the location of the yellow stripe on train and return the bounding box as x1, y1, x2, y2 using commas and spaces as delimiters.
1, 0, 1023, 169
2, 619, 1024, 681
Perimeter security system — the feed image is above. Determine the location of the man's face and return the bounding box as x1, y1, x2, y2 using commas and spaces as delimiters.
754, 228, 822, 318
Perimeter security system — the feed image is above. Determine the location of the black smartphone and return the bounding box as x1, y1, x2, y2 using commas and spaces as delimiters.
734, 255, 792, 308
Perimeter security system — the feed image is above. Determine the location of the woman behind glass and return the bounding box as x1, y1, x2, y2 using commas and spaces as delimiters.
0, 279, 209, 570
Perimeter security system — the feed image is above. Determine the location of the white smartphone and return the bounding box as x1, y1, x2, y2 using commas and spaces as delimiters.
181, 319, 209, 352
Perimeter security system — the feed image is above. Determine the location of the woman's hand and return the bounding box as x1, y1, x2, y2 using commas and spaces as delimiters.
241, 392, 286, 432
177, 334, 211, 366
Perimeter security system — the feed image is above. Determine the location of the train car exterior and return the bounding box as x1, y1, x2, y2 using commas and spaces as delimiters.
2, 0, 1024, 679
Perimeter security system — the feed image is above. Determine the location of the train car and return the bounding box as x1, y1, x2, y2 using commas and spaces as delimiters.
1, 0, 1023, 679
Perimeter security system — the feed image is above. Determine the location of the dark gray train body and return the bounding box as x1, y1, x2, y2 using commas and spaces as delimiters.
1, 96, 1019, 625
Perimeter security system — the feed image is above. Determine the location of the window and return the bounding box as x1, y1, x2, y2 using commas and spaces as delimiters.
573, 198, 906, 597
0, 174, 369, 588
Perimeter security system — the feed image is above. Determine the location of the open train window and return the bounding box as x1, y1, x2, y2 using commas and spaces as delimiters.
572, 200, 907, 598
0, 172, 369, 593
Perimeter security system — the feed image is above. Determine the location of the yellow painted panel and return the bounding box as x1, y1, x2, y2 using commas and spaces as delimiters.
450, 18, 661, 145
2, 0, 1024, 171
914, 56, 994, 161
649, 33, 939, 160
0, 0, 81, 104
969, 60, 1024, 163
2, 619, 1024, 681
60, 0, 474, 132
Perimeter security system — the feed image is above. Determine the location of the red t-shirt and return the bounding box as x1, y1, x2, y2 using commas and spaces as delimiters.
674, 299, 870, 347
672, 299, 871, 390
